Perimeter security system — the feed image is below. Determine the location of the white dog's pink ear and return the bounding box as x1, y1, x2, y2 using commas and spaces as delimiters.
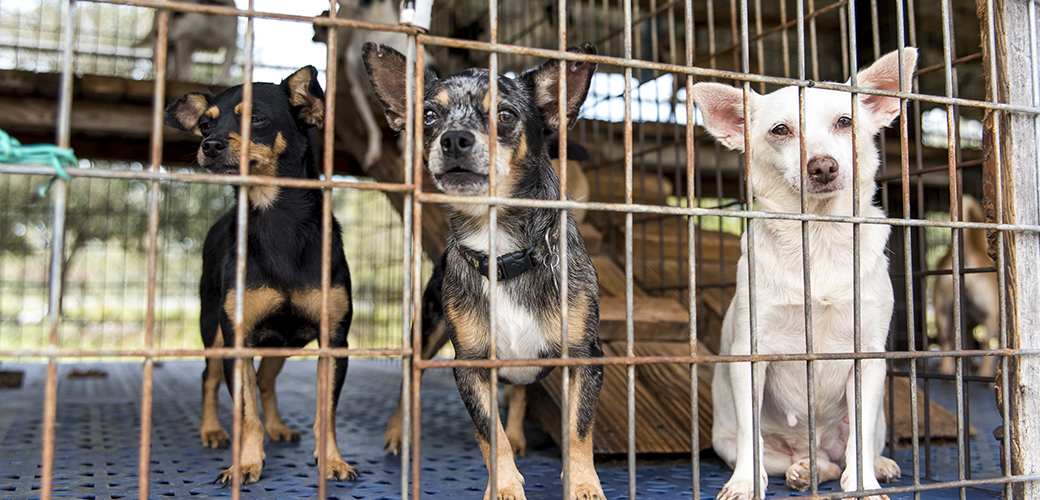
855, 47, 917, 130
689, 83, 750, 151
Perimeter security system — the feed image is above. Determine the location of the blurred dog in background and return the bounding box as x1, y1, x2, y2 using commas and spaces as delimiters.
135, 0, 238, 85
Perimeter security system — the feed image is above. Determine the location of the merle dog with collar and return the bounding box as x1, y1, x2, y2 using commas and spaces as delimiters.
365, 43, 605, 500
164, 66, 356, 485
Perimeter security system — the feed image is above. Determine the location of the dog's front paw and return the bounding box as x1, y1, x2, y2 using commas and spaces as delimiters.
325, 458, 359, 482
215, 461, 263, 487
874, 455, 901, 483
200, 427, 230, 448
717, 475, 765, 500
483, 481, 526, 500
840, 467, 889, 500
569, 482, 605, 499
266, 422, 300, 442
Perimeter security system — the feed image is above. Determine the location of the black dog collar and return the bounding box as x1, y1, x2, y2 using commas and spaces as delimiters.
457, 226, 560, 281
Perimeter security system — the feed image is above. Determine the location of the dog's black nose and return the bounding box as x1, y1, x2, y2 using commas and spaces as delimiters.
441, 131, 476, 157
202, 138, 228, 158
807, 156, 839, 185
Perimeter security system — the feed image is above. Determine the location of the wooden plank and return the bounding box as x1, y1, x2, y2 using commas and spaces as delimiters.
577, 222, 602, 255
598, 297, 691, 342
885, 377, 978, 441
530, 340, 715, 454
587, 171, 673, 203
612, 219, 742, 261
591, 255, 648, 299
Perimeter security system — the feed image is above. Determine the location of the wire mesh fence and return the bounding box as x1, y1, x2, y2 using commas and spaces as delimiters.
0, 0, 1038, 499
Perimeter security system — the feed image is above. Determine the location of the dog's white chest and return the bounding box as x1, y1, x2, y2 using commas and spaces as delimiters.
488, 284, 550, 385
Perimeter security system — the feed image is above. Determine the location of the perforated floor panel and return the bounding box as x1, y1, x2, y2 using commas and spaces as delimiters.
0, 360, 1003, 499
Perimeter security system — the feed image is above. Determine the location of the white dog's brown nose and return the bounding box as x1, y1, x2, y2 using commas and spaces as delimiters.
807, 156, 839, 185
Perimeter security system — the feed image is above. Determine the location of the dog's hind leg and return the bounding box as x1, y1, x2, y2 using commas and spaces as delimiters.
561, 364, 605, 500
257, 356, 300, 442
455, 367, 526, 500
313, 319, 358, 482
504, 385, 527, 458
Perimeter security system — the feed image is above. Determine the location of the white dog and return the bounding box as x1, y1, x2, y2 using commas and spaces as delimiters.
134, 0, 238, 85
691, 47, 917, 500
313, 0, 436, 169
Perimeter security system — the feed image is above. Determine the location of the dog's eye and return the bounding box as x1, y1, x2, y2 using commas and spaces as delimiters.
251, 114, 268, 126
198, 121, 214, 136
837, 116, 853, 129
770, 124, 790, 136
423, 110, 438, 126
498, 109, 517, 125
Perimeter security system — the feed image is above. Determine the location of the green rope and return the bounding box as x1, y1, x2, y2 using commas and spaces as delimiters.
0, 128, 78, 198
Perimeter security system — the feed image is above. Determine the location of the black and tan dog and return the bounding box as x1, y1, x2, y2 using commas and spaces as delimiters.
164, 66, 356, 485
365, 43, 605, 500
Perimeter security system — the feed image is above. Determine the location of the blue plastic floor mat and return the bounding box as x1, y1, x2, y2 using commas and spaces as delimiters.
0, 360, 1003, 499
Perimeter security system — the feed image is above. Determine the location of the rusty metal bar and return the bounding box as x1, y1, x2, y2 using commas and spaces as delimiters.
623, 0, 636, 494
0, 164, 416, 191
94, 0, 418, 35
684, 0, 699, 494
137, 0, 171, 495
415, 192, 1040, 231
409, 34, 427, 500
486, 1, 500, 496
40, 0, 77, 497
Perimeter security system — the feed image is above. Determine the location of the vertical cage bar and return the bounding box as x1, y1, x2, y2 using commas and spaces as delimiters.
409, 34, 427, 500
623, 0, 636, 495
230, 3, 255, 497
401, 28, 417, 500
486, 0, 500, 496
138, 3, 170, 497
684, 0, 698, 495
556, 0, 572, 494
41, 1, 76, 497
795, 0, 819, 491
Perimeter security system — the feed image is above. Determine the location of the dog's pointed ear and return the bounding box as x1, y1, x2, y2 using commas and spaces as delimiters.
522, 43, 598, 131
281, 66, 326, 128
363, 43, 412, 132
689, 83, 749, 151
854, 47, 917, 131
164, 92, 213, 135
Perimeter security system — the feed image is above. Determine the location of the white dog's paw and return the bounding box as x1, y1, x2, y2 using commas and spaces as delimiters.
874, 455, 901, 483
841, 467, 889, 500
717, 472, 767, 500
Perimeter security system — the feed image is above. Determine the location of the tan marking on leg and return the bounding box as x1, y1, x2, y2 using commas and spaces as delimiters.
217, 358, 266, 485
541, 294, 591, 351
468, 378, 525, 499
563, 368, 604, 499
504, 385, 527, 457
223, 287, 287, 336
313, 357, 358, 481
257, 356, 299, 442
445, 303, 489, 356
291, 286, 352, 327
200, 339, 230, 448
206, 106, 220, 119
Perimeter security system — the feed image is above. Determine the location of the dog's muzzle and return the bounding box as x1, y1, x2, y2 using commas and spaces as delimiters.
431, 130, 488, 193
197, 137, 243, 174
